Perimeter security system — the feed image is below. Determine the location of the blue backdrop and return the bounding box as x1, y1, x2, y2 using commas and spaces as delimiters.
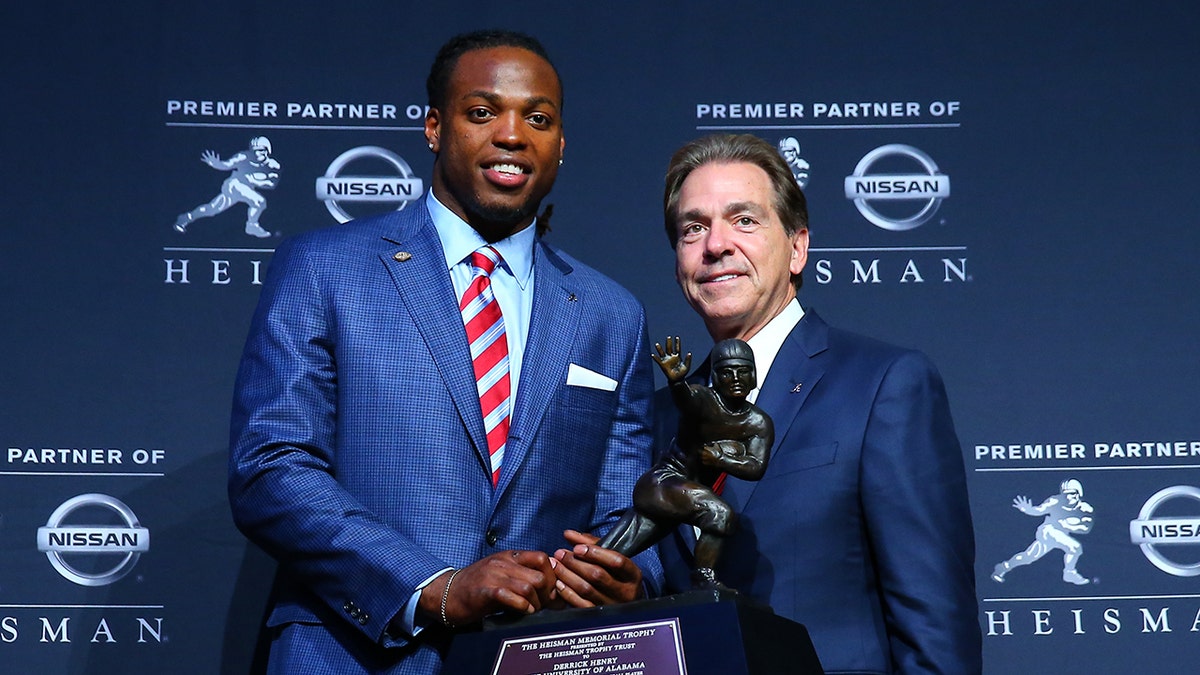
3, 2, 1198, 672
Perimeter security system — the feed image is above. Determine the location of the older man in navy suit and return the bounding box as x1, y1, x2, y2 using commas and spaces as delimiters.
229, 31, 660, 674
656, 134, 981, 674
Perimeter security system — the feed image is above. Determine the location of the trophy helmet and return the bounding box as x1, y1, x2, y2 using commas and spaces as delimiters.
711, 339, 755, 367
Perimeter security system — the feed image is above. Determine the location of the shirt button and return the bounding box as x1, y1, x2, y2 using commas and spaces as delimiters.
486, 529, 500, 546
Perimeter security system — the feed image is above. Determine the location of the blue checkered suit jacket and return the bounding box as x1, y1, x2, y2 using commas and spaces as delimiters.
229, 204, 661, 674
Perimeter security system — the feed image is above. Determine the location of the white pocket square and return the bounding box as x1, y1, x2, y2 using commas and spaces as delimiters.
566, 363, 617, 391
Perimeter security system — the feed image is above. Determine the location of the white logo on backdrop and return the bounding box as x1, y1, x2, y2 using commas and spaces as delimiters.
1129, 485, 1200, 577
37, 493, 150, 586
317, 146, 424, 223
844, 144, 950, 231
173, 136, 281, 238
777, 137, 810, 189
992, 479, 1094, 585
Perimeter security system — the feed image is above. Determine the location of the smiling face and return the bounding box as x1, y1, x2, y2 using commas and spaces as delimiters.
425, 46, 564, 241
673, 161, 808, 341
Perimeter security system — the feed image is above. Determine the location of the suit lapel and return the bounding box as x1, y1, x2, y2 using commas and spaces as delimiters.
722, 309, 829, 511
378, 210, 492, 478
495, 241, 580, 497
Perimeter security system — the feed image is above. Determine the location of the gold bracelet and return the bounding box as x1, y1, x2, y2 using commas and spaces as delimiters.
440, 569, 461, 628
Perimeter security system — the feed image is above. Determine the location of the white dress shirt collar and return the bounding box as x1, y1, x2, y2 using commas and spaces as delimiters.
426, 190, 535, 288
743, 298, 805, 403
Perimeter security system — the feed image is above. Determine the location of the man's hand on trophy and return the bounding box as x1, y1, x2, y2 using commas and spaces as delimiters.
652, 336, 692, 383
550, 529, 644, 608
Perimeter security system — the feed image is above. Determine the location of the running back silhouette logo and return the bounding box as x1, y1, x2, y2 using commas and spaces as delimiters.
173, 136, 281, 238
777, 136, 810, 189
992, 478, 1096, 585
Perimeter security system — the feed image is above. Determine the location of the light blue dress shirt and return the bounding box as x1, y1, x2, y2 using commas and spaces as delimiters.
426, 190, 536, 398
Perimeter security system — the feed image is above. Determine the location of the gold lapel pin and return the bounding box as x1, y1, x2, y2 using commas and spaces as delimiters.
393, 251, 412, 262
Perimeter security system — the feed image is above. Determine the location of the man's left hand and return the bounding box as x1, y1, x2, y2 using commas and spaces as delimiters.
551, 530, 643, 608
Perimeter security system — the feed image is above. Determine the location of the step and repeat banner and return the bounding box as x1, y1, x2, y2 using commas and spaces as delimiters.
3, 2, 1198, 673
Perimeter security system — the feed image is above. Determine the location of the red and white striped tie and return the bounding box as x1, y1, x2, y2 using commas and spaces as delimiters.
460, 246, 510, 486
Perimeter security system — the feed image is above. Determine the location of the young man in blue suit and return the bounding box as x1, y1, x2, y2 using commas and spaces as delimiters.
657, 134, 981, 674
229, 31, 661, 674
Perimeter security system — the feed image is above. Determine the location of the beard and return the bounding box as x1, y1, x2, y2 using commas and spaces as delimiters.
471, 200, 536, 228
461, 192, 542, 240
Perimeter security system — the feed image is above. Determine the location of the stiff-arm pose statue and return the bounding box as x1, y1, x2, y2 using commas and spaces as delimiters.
598, 336, 773, 587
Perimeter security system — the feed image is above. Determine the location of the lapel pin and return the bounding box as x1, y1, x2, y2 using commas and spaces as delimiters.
791, 383, 803, 393
393, 251, 412, 262
567, 293, 577, 302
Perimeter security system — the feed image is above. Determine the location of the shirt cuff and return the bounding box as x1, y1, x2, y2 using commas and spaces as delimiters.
395, 566, 454, 637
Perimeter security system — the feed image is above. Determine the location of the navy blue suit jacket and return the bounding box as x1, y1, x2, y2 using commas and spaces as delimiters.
228, 204, 662, 674
658, 310, 980, 674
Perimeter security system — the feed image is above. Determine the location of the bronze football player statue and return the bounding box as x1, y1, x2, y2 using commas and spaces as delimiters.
598, 336, 773, 588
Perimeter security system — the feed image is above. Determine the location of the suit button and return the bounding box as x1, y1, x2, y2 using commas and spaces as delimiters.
343, 601, 353, 612
358, 614, 370, 625
486, 529, 500, 546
